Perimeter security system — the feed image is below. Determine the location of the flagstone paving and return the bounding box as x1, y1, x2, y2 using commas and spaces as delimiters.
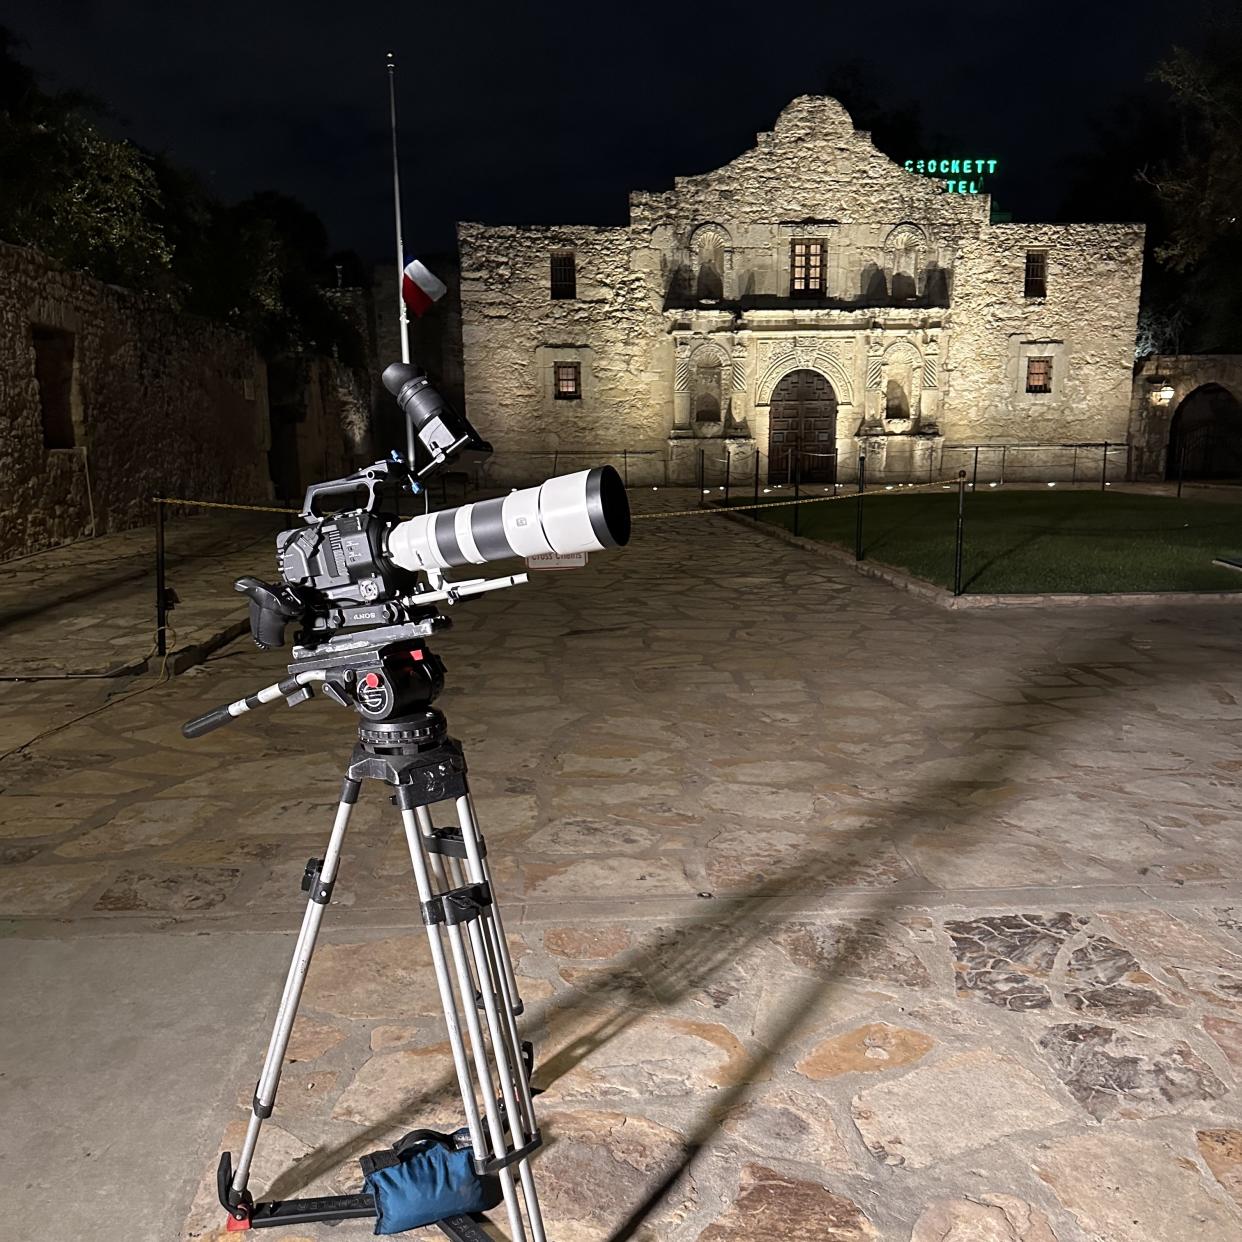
1, 487, 1241, 1240
0, 508, 283, 679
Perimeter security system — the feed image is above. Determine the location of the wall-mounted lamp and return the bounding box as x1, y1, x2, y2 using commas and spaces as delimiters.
1150, 382, 1176, 405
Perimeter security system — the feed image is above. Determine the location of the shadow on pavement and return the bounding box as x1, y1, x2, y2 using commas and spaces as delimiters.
257, 626, 1148, 1239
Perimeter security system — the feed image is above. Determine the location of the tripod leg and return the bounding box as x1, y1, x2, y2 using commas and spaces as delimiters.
227, 778, 359, 1208
452, 795, 541, 1147
457, 795, 524, 1008
395, 790, 529, 1242
420, 798, 546, 1242
452, 795, 548, 1242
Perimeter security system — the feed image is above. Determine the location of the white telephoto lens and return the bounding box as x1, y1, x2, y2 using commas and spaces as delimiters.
387, 466, 630, 573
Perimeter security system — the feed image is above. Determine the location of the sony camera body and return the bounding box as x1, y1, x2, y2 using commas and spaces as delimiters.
236, 365, 631, 656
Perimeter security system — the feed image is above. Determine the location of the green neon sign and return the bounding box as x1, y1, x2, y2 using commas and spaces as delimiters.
903, 157, 998, 194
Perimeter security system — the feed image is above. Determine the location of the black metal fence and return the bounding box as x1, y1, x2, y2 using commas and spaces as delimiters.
690, 439, 1137, 495
703, 440, 1237, 598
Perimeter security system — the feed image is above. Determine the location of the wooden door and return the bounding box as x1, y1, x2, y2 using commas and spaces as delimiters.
768, 369, 837, 482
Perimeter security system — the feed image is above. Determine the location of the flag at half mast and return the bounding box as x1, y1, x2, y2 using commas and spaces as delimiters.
401, 258, 447, 317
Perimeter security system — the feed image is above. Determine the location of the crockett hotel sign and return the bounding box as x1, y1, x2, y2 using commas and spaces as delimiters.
904, 157, 999, 194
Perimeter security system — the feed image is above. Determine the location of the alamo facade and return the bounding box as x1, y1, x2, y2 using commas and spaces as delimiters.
455, 96, 1145, 486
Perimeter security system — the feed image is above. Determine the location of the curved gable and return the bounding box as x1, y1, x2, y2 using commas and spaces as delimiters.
632, 96, 987, 231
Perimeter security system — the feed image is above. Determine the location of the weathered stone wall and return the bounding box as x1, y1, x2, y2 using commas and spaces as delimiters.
1130, 354, 1242, 478
946, 224, 1145, 452
291, 358, 369, 497
0, 242, 271, 559
458, 223, 669, 484
456, 96, 1146, 486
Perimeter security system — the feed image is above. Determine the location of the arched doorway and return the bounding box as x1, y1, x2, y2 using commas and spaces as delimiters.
1167, 384, 1242, 480
768, 369, 837, 482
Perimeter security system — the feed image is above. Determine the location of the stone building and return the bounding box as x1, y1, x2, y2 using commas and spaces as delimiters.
1130, 354, 1242, 481
455, 96, 1146, 486
1, 242, 372, 560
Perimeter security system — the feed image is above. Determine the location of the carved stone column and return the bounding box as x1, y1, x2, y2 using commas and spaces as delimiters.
864, 338, 886, 426
722, 248, 736, 302
672, 338, 693, 434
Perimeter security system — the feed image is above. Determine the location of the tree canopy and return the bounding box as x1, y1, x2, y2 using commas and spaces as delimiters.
1059, 18, 1242, 354
0, 27, 364, 365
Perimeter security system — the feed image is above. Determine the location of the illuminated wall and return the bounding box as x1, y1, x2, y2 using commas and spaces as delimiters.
457, 96, 1144, 485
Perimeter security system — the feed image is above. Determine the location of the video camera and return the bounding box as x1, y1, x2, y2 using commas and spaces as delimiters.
234, 362, 631, 657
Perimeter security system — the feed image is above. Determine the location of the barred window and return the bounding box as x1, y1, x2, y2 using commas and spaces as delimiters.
790, 240, 826, 295
554, 361, 581, 399
550, 250, 576, 299
1026, 356, 1053, 394
1024, 250, 1047, 298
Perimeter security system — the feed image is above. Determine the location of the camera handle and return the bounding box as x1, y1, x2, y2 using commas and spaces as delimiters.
300, 458, 414, 521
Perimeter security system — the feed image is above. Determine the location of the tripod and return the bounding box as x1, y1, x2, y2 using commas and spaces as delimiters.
186, 633, 547, 1241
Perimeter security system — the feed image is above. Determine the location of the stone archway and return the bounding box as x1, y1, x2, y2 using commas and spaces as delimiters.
1166, 383, 1242, 480
768, 369, 838, 483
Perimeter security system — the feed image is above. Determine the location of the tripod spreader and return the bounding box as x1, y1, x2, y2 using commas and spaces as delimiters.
182, 670, 328, 738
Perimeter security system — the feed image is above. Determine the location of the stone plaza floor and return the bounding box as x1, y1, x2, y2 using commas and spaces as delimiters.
1, 489, 1241, 1240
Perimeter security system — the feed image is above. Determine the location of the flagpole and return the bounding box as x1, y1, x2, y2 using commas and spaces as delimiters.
386, 51, 415, 464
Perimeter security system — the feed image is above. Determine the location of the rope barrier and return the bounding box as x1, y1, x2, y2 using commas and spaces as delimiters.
634, 477, 956, 521
154, 497, 300, 515
153, 478, 967, 527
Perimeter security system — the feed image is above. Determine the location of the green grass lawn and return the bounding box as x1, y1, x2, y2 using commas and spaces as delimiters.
725, 488, 1242, 594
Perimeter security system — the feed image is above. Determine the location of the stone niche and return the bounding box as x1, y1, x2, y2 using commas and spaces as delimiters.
671, 329, 748, 440
863, 332, 942, 429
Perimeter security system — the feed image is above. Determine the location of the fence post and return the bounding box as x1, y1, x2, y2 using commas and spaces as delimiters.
1100, 441, 1109, 492
793, 451, 801, 537
1000, 444, 1007, 485
552, 450, 559, 478
855, 454, 866, 561
155, 498, 167, 659
753, 447, 760, 504
623, 449, 629, 487
1177, 441, 1186, 498
972, 445, 980, 492
723, 449, 731, 504
1071, 444, 1078, 483
953, 470, 967, 597
698, 448, 705, 507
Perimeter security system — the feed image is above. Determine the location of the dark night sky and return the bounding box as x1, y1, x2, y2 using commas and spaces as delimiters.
3, 0, 1204, 263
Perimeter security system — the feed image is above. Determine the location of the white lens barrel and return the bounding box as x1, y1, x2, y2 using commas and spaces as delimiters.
387, 466, 630, 573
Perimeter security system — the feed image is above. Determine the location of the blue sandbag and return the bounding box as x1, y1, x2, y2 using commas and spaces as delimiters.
362, 1129, 501, 1236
